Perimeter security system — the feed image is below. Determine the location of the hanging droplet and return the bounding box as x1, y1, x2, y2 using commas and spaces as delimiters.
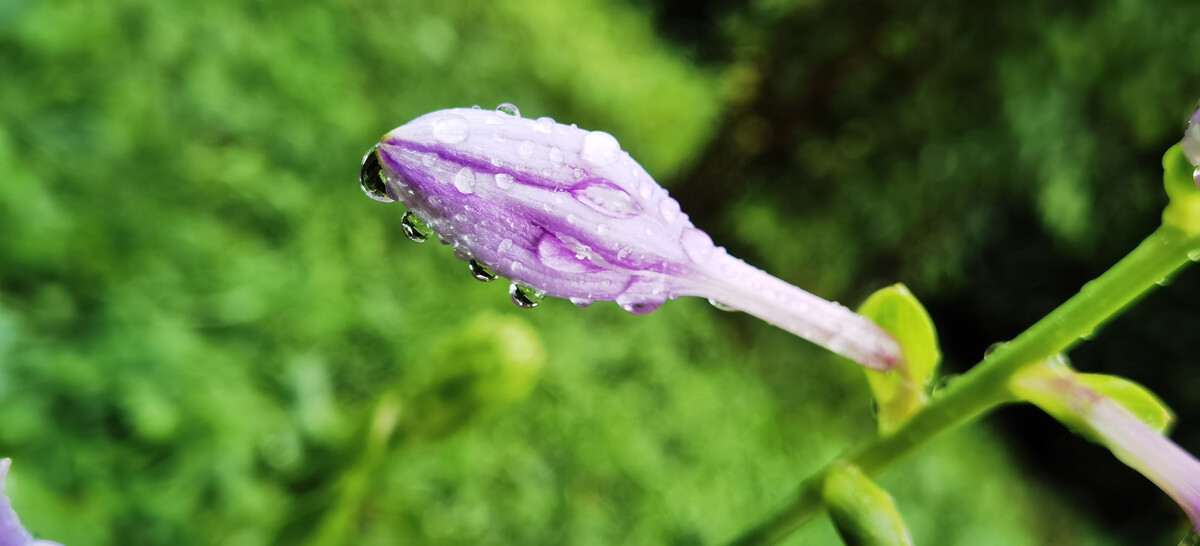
359, 146, 394, 202
469, 260, 497, 282
509, 283, 545, 308
401, 211, 432, 242
569, 297, 593, 307
707, 299, 738, 312
496, 103, 520, 117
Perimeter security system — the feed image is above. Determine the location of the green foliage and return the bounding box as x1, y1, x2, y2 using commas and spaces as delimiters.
0, 0, 1185, 544
855, 284, 940, 433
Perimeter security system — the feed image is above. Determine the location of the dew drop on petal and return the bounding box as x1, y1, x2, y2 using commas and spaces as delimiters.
401, 211, 432, 242
495, 173, 515, 190
581, 131, 620, 166
432, 114, 469, 144
571, 178, 641, 218
469, 259, 497, 282
509, 283, 544, 308
658, 199, 681, 223
498, 238, 514, 253
681, 228, 715, 262
518, 140, 536, 158
615, 294, 662, 315
534, 117, 555, 134
569, 297, 593, 307
453, 167, 476, 194
549, 146, 564, 164
496, 103, 520, 117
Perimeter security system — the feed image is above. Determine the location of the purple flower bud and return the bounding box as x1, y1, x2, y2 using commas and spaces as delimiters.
0, 460, 61, 546
1184, 102, 1200, 188
363, 106, 900, 370
1015, 372, 1200, 532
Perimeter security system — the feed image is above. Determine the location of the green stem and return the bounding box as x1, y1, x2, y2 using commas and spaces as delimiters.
728, 225, 1200, 545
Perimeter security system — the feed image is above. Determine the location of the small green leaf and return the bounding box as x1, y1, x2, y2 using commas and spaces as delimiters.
1076, 373, 1174, 434
856, 284, 940, 433
1161, 144, 1200, 234
822, 461, 914, 546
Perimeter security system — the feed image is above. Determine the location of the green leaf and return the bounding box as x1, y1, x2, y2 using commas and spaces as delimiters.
1076, 373, 1174, 434
822, 461, 914, 546
857, 284, 941, 433
1161, 144, 1200, 234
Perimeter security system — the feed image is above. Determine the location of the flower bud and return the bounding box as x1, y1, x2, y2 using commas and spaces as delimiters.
363, 106, 900, 370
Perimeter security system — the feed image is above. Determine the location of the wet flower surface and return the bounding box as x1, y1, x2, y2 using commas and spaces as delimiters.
1185, 103, 1200, 187
363, 105, 900, 370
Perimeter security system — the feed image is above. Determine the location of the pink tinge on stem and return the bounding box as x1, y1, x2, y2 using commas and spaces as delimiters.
1021, 375, 1200, 532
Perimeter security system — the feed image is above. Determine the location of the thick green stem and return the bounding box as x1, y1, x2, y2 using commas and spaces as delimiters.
728, 225, 1200, 545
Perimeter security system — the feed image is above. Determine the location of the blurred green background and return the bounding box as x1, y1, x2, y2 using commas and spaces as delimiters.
1, 0, 1199, 544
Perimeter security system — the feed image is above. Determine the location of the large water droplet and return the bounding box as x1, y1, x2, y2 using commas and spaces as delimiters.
469, 259, 497, 282
496, 103, 520, 117
495, 173, 515, 190
681, 228, 715, 262
571, 178, 641, 218
359, 146, 394, 202
401, 211, 432, 242
534, 117, 555, 134
453, 167, 476, 194
432, 114, 469, 144
509, 283, 544, 308
580, 131, 620, 166
708, 299, 737, 312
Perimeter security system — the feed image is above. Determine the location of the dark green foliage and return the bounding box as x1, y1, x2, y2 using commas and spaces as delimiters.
0, 0, 1194, 544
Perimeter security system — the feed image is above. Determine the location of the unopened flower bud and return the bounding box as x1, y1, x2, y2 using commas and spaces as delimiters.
363, 105, 900, 370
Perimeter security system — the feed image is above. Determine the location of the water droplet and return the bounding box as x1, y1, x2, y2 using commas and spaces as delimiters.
471, 105, 482, 110
509, 283, 544, 308
708, 299, 737, 312
469, 260, 497, 282
420, 153, 437, 167
453, 167, 476, 194
549, 146, 564, 164
432, 114, 469, 144
569, 297, 593, 307
537, 234, 599, 273
496, 103, 520, 117
596, 224, 609, 235
518, 140, 536, 158
681, 228, 715, 262
566, 213, 577, 225
401, 211, 432, 242
1189, 250, 1200, 262
581, 131, 620, 166
658, 199, 681, 222
571, 178, 641, 218
534, 117, 555, 133
454, 213, 469, 223
494, 131, 508, 143
616, 294, 662, 315
495, 173, 515, 190
498, 238, 514, 253
359, 146, 394, 202
931, 374, 960, 396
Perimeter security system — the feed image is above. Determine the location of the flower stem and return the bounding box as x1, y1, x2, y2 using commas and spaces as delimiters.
727, 225, 1200, 545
